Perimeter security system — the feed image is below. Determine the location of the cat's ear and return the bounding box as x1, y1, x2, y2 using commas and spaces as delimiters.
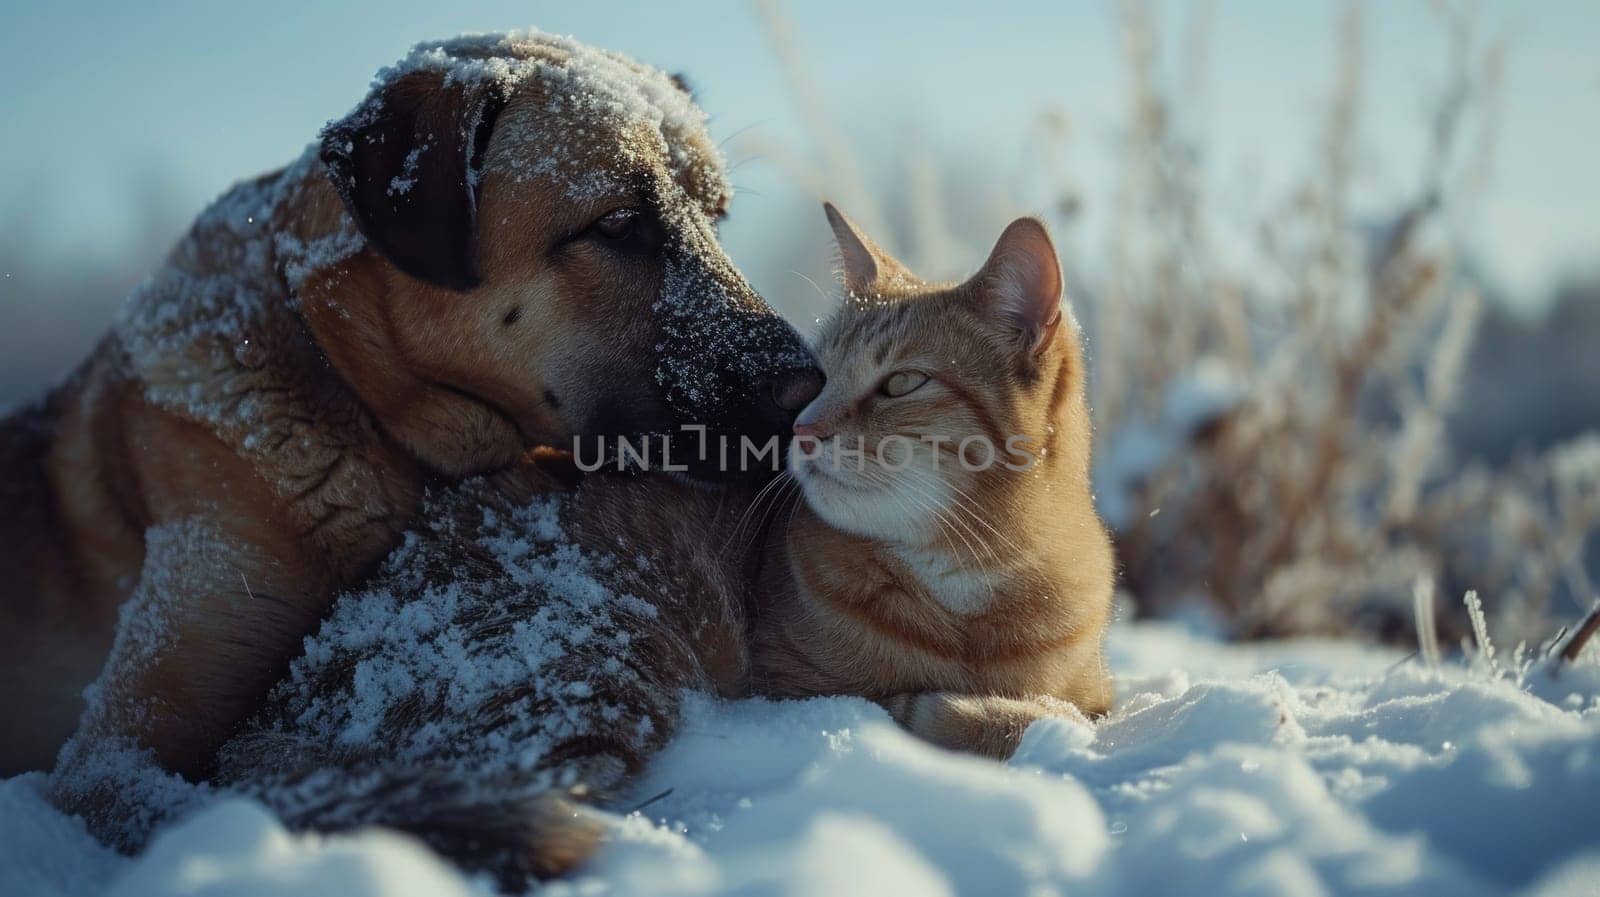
824, 202, 914, 296
971, 217, 1064, 356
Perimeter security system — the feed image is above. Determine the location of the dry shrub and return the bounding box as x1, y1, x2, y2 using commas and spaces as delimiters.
1096, 2, 1598, 646
753, 0, 1599, 646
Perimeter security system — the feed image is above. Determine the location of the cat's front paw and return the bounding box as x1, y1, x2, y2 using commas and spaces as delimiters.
881, 692, 1091, 760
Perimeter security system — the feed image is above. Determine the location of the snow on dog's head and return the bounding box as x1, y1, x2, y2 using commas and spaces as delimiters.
310, 31, 818, 478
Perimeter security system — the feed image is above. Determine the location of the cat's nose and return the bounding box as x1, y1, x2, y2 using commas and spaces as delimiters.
792, 395, 837, 440
792, 419, 834, 440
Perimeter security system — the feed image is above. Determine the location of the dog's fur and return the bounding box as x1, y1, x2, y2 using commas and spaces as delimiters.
218, 462, 759, 887
1, 32, 816, 782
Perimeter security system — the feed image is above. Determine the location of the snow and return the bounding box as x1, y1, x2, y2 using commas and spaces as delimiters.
0, 774, 122, 896
228, 492, 663, 784
8, 620, 1598, 897
103, 802, 484, 897
374, 31, 729, 208
110, 138, 365, 471
50, 519, 228, 846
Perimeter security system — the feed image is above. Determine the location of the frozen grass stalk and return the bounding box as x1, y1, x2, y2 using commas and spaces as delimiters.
1463, 590, 1496, 675
1413, 577, 1441, 667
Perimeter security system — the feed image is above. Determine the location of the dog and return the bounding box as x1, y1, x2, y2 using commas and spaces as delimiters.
0, 31, 819, 782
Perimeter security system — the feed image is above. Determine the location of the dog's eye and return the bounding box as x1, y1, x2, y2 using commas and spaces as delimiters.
586, 208, 661, 254
594, 208, 639, 239
880, 371, 929, 398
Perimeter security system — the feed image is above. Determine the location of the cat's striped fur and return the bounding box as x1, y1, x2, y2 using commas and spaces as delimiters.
215, 208, 1114, 885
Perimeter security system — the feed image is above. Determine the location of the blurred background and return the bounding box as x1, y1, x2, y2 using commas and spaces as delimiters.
2, 0, 1596, 647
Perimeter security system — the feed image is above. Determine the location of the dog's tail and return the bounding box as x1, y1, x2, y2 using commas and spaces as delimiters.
221, 736, 621, 887
256, 767, 610, 886
331, 775, 609, 885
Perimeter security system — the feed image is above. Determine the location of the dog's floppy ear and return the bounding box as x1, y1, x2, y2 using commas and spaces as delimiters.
320, 72, 510, 292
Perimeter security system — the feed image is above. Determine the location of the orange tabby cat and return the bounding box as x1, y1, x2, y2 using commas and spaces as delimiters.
749, 204, 1115, 756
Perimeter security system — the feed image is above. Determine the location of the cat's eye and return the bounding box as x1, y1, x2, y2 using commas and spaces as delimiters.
880, 370, 929, 398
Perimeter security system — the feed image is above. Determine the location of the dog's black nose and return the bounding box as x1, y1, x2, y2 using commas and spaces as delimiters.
661, 362, 823, 482
737, 364, 821, 437
709, 364, 822, 479
771, 367, 824, 413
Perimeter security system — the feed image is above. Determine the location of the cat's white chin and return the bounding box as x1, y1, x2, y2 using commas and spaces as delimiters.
792, 459, 945, 546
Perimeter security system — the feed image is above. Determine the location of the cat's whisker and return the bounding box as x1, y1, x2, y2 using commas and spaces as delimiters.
770, 474, 822, 570
721, 482, 776, 558
862, 469, 960, 561
724, 472, 795, 559
887, 466, 1003, 572
877, 447, 1017, 557
862, 466, 997, 605
856, 462, 958, 541
904, 467, 1023, 561
896, 477, 1004, 608
755, 475, 804, 551
780, 476, 807, 535
903, 491, 1000, 608
908, 460, 1017, 566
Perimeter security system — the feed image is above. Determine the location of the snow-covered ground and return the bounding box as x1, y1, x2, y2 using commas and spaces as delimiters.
5, 620, 1598, 897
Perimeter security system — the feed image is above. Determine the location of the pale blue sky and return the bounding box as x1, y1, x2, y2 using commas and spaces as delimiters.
1, 0, 1596, 322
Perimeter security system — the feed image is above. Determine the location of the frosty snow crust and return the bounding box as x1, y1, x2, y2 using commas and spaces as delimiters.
113, 145, 362, 451
16, 623, 1600, 896
209, 474, 710, 856
385, 32, 733, 208
245, 488, 663, 782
